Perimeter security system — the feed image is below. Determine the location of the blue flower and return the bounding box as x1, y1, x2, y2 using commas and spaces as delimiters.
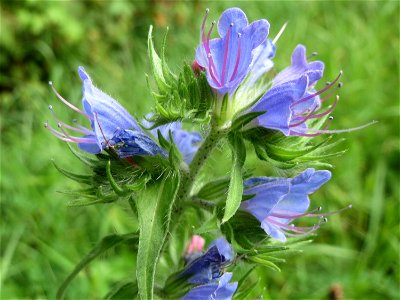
240, 168, 332, 241
178, 237, 234, 285
196, 8, 270, 95
250, 45, 343, 136
45, 67, 163, 157
181, 273, 238, 300
142, 116, 202, 164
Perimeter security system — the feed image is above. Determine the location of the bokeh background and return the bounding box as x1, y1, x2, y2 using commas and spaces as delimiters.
1, 1, 399, 299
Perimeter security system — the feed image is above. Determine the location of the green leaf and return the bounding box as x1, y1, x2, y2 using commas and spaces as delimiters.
196, 176, 230, 201
148, 25, 169, 93
222, 134, 246, 223
104, 281, 138, 300
51, 159, 92, 184
57, 233, 138, 300
106, 160, 130, 196
194, 213, 220, 235
136, 173, 180, 300
231, 111, 265, 132
246, 256, 281, 272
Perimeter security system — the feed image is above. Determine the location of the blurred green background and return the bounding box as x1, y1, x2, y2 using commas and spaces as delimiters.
1, 1, 399, 299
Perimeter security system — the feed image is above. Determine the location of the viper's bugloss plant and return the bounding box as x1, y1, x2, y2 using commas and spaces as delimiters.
47, 6, 375, 300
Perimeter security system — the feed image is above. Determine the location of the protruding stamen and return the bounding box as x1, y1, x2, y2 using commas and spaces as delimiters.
270, 206, 326, 219
270, 204, 352, 220
48, 104, 93, 135
289, 105, 319, 128
304, 95, 339, 120
291, 71, 343, 108
203, 20, 220, 86
308, 52, 318, 59
44, 122, 96, 143
58, 123, 97, 144
49, 81, 93, 120
221, 24, 233, 85
229, 32, 242, 82
201, 9, 210, 43
267, 217, 320, 234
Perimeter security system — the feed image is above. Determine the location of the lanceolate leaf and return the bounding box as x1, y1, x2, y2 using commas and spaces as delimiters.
231, 111, 265, 132
148, 25, 169, 93
222, 134, 246, 223
104, 281, 138, 300
57, 233, 138, 300
136, 173, 180, 300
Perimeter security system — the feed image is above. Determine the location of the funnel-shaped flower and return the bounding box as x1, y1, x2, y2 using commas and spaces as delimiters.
181, 272, 238, 300
45, 67, 163, 157
196, 8, 270, 95
250, 45, 346, 136
240, 168, 332, 241
178, 237, 234, 285
142, 117, 202, 164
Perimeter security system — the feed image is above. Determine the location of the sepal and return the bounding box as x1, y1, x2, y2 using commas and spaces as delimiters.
244, 127, 345, 171
147, 26, 214, 125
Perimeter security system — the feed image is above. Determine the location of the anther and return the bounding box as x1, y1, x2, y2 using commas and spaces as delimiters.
57, 123, 62, 128
329, 116, 334, 120
205, 8, 210, 13
323, 218, 328, 223
326, 81, 331, 85
48, 81, 53, 86
48, 105, 53, 110
318, 206, 322, 211
230, 23, 234, 27
348, 204, 353, 209
237, 33, 241, 38
312, 52, 318, 56
212, 20, 216, 25
338, 82, 343, 88
207, 53, 212, 58
44, 122, 48, 128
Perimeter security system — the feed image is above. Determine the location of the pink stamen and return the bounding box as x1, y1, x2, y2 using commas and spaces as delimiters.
229, 33, 242, 82
305, 95, 339, 120
203, 21, 221, 86
48, 105, 93, 135
289, 105, 319, 128
221, 23, 233, 85
58, 123, 96, 144
289, 95, 339, 128
270, 205, 352, 219
267, 217, 322, 234
320, 83, 342, 103
270, 207, 323, 219
49, 81, 93, 120
200, 9, 210, 43
291, 71, 342, 108
44, 122, 96, 144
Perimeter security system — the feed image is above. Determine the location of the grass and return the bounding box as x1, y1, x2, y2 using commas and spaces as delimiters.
1, 1, 399, 299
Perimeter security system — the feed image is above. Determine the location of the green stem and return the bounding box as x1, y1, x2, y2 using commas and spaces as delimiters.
176, 123, 226, 206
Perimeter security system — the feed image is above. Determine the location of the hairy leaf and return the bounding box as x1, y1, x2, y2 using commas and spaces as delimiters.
222, 134, 246, 223
136, 173, 180, 299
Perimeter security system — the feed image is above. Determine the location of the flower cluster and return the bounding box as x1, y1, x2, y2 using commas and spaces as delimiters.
47, 6, 359, 300
195, 8, 350, 136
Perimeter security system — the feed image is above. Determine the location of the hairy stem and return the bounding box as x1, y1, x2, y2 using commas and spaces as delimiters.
177, 123, 226, 206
